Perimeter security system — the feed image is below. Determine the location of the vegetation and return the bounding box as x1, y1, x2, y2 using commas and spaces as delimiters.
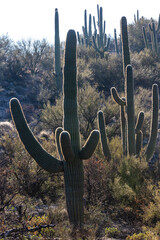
0, 6, 160, 240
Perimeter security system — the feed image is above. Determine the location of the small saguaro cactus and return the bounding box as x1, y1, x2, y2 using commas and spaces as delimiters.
10, 30, 99, 228
134, 10, 140, 23
98, 16, 159, 162
148, 15, 160, 54
54, 8, 62, 91
92, 5, 110, 58
82, 9, 92, 47
142, 15, 160, 54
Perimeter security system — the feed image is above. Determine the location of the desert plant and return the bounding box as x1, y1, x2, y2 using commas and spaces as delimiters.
98, 17, 159, 161
92, 5, 110, 58
142, 15, 160, 55
9, 30, 99, 228
82, 9, 92, 47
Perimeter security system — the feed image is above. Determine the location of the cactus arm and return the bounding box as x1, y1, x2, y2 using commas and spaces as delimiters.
145, 84, 159, 161
125, 65, 136, 155
121, 16, 131, 74
135, 111, 144, 134
136, 130, 143, 156
93, 16, 97, 33
142, 26, 149, 49
98, 111, 111, 160
111, 87, 126, 106
157, 14, 160, 32
60, 131, 75, 162
55, 127, 63, 160
97, 4, 100, 27
54, 8, 62, 91
149, 23, 152, 31
114, 28, 119, 54
82, 26, 88, 47
120, 103, 127, 156
89, 14, 92, 38
92, 35, 102, 54
84, 9, 88, 40
104, 20, 106, 35
99, 7, 103, 48
104, 37, 110, 51
77, 31, 81, 45
10, 98, 63, 173
79, 130, 99, 159
135, 112, 144, 156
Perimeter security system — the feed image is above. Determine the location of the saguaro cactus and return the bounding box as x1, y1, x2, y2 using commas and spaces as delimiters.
98, 16, 159, 162
149, 15, 160, 54
82, 9, 92, 47
10, 30, 99, 228
54, 8, 62, 91
142, 15, 160, 54
92, 5, 110, 58
134, 10, 140, 23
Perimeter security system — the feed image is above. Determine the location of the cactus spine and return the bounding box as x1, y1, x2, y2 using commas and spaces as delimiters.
54, 8, 62, 91
10, 30, 99, 228
98, 16, 159, 162
92, 5, 110, 58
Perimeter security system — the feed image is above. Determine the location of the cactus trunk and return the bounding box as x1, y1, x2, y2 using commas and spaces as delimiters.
63, 30, 84, 227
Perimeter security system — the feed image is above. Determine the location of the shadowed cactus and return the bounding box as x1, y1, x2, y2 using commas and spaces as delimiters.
98, 16, 159, 162
10, 30, 99, 228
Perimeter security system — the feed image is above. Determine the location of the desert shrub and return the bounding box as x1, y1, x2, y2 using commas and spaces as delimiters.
142, 183, 160, 225
84, 157, 111, 208
128, 17, 150, 53
105, 227, 121, 238
131, 49, 160, 88
85, 55, 123, 96
40, 96, 63, 132
126, 230, 158, 240
78, 84, 105, 138
77, 45, 99, 62
1, 129, 64, 205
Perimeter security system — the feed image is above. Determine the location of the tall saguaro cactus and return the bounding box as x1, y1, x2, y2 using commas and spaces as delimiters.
10, 30, 99, 228
98, 16, 159, 162
54, 8, 62, 91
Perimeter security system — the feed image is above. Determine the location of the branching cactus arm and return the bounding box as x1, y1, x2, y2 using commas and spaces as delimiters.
79, 130, 99, 159
10, 98, 63, 173
97, 110, 111, 160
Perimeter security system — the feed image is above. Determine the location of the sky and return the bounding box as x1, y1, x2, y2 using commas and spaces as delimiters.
0, 0, 159, 44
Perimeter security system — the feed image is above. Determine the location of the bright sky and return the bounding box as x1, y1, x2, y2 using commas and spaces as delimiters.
0, 0, 159, 44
